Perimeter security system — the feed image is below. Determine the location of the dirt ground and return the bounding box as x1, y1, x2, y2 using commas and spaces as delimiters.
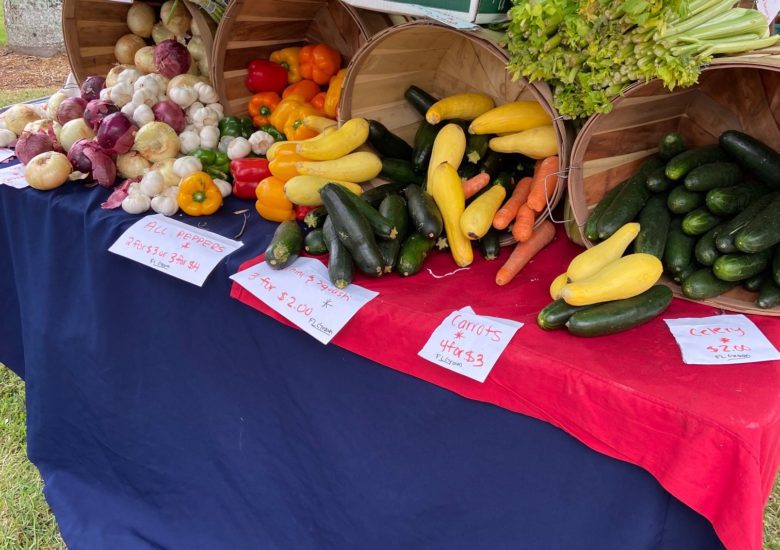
0, 47, 70, 90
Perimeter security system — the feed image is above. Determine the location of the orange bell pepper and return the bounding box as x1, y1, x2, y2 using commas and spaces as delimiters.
269, 94, 307, 133
299, 44, 341, 86
324, 68, 347, 118
247, 92, 281, 127
255, 176, 295, 222
283, 103, 320, 141
282, 79, 320, 102
269, 149, 307, 181
310, 92, 327, 114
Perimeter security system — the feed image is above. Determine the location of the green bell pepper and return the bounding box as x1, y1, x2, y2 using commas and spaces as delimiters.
260, 124, 286, 143
191, 148, 232, 181
218, 116, 255, 139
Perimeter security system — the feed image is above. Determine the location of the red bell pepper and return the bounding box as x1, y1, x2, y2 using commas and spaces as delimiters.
230, 158, 272, 199
295, 204, 317, 221
245, 60, 289, 94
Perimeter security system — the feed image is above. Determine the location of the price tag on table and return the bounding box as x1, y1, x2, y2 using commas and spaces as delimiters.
0, 148, 14, 163
664, 314, 780, 365
418, 306, 523, 383
231, 257, 379, 345
0, 163, 27, 189
108, 214, 244, 286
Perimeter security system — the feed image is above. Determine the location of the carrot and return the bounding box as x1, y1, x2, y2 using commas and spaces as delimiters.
511, 203, 536, 242
493, 176, 532, 230
462, 172, 491, 199
496, 220, 556, 286
527, 156, 559, 213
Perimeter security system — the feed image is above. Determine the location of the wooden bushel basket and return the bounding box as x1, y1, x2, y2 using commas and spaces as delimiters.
568, 47, 780, 315
62, 0, 216, 84
210, 0, 373, 116
339, 21, 572, 231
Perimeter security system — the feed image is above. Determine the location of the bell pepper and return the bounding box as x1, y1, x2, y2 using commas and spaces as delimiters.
218, 116, 255, 139
295, 204, 317, 222
324, 68, 347, 118
191, 148, 232, 181
248, 92, 280, 127
310, 92, 327, 114
269, 149, 306, 181
178, 172, 223, 216
255, 176, 296, 222
269, 94, 308, 133
245, 59, 288, 94
269, 47, 302, 84
284, 103, 320, 141
260, 124, 286, 142
282, 79, 321, 102
230, 158, 272, 200
299, 44, 341, 86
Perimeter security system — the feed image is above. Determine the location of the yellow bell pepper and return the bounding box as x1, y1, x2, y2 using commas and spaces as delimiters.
324, 69, 346, 118
269, 94, 307, 133
177, 172, 222, 216
284, 103, 320, 141
269, 149, 307, 181
270, 47, 302, 84
255, 176, 296, 222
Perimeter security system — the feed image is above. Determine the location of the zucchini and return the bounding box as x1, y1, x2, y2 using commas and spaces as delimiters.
584, 181, 626, 242
757, 277, 780, 309
376, 194, 410, 272
712, 249, 772, 282
635, 193, 670, 258
774, 247, 780, 286
719, 130, 780, 189
380, 158, 423, 186
397, 233, 435, 277
458, 162, 480, 180
667, 186, 704, 214
537, 299, 592, 331
412, 121, 441, 174
303, 228, 328, 255
265, 221, 304, 270
464, 134, 491, 165
682, 268, 737, 299
596, 157, 661, 239
683, 162, 741, 192
694, 222, 724, 266
322, 217, 353, 289
734, 193, 780, 253
479, 228, 501, 260
665, 144, 728, 181
404, 85, 438, 116
744, 271, 768, 292
705, 183, 765, 216
319, 183, 385, 277
681, 207, 721, 236
716, 192, 778, 253
339, 186, 398, 240
303, 206, 328, 229
663, 218, 696, 275
404, 184, 444, 239
565, 285, 673, 337
658, 132, 687, 160
367, 120, 413, 160
435, 236, 449, 251
361, 182, 408, 207
645, 166, 675, 192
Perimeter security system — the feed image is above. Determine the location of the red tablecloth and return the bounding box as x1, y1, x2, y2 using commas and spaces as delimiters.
231, 228, 780, 550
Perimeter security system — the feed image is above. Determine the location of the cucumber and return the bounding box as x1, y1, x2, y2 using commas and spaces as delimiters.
477, 150, 510, 179
381, 158, 423, 186
694, 222, 724, 266
665, 144, 728, 181
712, 249, 772, 282
378, 240, 401, 273
758, 277, 780, 309
404, 184, 444, 239
584, 181, 626, 242
458, 162, 480, 180
412, 121, 441, 174
537, 299, 593, 331
672, 262, 700, 285
397, 233, 435, 277
635, 193, 670, 258
265, 221, 304, 270
744, 271, 768, 292
464, 134, 491, 165
683, 162, 741, 192
479, 228, 501, 260
645, 166, 675, 192
667, 186, 704, 214
368, 120, 413, 160
361, 182, 408, 207
682, 268, 737, 299
664, 218, 697, 275
719, 130, 780, 189
705, 183, 765, 216
322, 217, 353, 289
565, 285, 673, 337
716, 193, 778, 253
658, 132, 686, 160
404, 85, 438, 116
303, 206, 328, 229
774, 247, 780, 286
596, 157, 661, 239
377, 194, 410, 272
339, 186, 398, 240
682, 207, 721, 236
320, 184, 385, 277
734, 193, 780, 253
303, 228, 328, 255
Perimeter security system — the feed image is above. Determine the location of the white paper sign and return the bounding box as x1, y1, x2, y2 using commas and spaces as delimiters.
416, 6, 479, 29
108, 214, 243, 286
756, 0, 780, 24
230, 257, 378, 345
0, 163, 27, 189
664, 314, 780, 365
0, 148, 14, 163
418, 306, 523, 382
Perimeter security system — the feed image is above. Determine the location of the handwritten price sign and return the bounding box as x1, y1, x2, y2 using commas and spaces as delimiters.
418, 307, 523, 383
230, 257, 378, 344
664, 314, 780, 365
0, 163, 27, 189
108, 214, 243, 286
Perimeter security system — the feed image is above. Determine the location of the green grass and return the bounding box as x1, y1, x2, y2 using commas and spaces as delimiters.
0, 88, 59, 109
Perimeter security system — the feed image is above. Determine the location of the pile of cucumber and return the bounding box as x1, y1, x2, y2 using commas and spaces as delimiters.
585, 129, 780, 309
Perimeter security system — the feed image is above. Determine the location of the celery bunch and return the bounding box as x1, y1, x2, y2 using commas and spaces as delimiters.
505, 0, 779, 118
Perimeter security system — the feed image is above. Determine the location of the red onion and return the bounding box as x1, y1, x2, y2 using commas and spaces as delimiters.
96, 112, 138, 155
84, 100, 119, 132
153, 39, 191, 79
15, 130, 56, 164
68, 139, 117, 188
152, 100, 185, 133
81, 76, 106, 102
56, 97, 88, 125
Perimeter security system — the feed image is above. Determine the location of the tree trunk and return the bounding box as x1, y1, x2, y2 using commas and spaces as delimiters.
4, 0, 64, 57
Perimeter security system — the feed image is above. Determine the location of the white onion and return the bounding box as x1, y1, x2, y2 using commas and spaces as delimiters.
151, 22, 174, 45
127, 2, 155, 38
4, 104, 39, 135
46, 92, 68, 121
187, 37, 205, 61
115, 34, 147, 65
106, 65, 132, 87
59, 119, 96, 152
160, 0, 191, 37
152, 159, 179, 187
25, 152, 72, 190
117, 150, 151, 179
134, 46, 157, 74
134, 121, 180, 162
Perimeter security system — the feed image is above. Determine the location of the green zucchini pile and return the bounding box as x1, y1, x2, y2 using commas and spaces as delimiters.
585, 129, 780, 310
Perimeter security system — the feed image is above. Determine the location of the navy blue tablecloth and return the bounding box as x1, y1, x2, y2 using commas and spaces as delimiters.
0, 178, 723, 549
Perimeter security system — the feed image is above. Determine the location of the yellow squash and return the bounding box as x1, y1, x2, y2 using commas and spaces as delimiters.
460, 185, 506, 240
560, 253, 663, 306
303, 115, 337, 132
296, 118, 369, 160
489, 126, 557, 159
296, 151, 382, 182
426, 93, 495, 125
430, 162, 473, 267
468, 101, 552, 135
266, 127, 335, 161
566, 222, 640, 281
427, 123, 466, 194
549, 272, 568, 300
284, 175, 362, 206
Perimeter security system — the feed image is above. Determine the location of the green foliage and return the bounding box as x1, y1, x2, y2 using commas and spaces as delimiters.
0, 88, 58, 108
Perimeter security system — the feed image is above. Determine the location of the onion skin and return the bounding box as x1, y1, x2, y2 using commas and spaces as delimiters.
80, 76, 106, 102
68, 139, 117, 188
25, 152, 72, 191
154, 40, 191, 79
97, 112, 138, 155
152, 100, 185, 133
84, 100, 119, 132
56, 97, 87, 125
15, 130, 56, 164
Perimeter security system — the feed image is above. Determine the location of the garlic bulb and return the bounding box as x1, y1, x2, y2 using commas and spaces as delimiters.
133, 104, 155, 127
122, 193, 151, 214
109, 82, 134, 108
199, 126, 219, 150
132, 88, 157, 108
151, 194, 179, 216
173, 156, 202, 178
169, 85, 198, 109
179, 130, 200, 154
213, 178, 232, 198
194, 81, 218, 104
